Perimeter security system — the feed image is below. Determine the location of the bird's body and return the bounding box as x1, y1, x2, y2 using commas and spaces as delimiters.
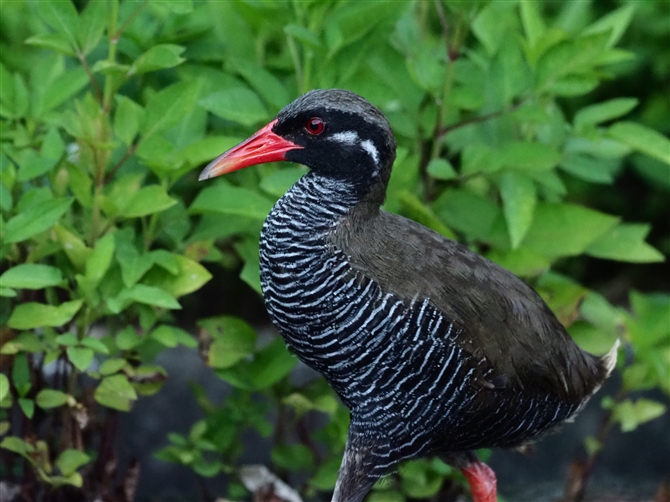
200, 89, 618, 502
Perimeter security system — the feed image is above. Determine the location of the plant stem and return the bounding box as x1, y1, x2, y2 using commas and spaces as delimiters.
563, 389, 625, 502
287, 35, 303, 93
77, 51, 104, 105
102, 0, 119, 112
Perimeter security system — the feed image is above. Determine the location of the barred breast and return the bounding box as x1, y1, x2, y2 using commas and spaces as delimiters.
258, 174, 579, 462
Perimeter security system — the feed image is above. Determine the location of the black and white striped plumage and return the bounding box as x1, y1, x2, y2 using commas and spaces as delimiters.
200, 89, 618, 502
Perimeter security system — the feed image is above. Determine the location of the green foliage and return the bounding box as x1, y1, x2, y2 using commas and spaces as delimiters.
0, 1, 667, 501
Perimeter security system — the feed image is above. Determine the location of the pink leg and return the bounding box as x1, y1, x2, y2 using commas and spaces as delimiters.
462, 461, 497, 502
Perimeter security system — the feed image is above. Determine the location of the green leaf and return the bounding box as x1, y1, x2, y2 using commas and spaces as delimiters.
200, 317, 257, 369
12, 353, 31, 398
131, 44, 186, 75
36, 389, 69, 409
522, 203, 619, 258
36, 0, 80, 52
190, 183, 274, 220
500, 142, 561, 171
472, 2, 517, 56
41, 67, 89, 115
94, 374, 137, 411
142, 81, 198, 138
607, 122, 670, 166
586, 223, 664, 263
99, 358, 127, 375
536, 33, 610, 90
85, 233, 115, 282
520, 1, 546, 47
0, 264, 63, 290
217, 337, 296, 390
0, 374, 10, 403
113, 96, 144, 146
143, 255, 211, 298
0, 436, 34, 455
487, 248, 550, 278
25, 33, 76, 57
284, 24, 321, 47
614, 398, 666, 432
0, 288, 16, 298
66, 163, 93, 208
199, 88, 268, 127
559, 153, 618, 184
259, 168, 305, 197
67, 346, 94, 372
17, 150, 59, 182
80, 337, 110, 354
55, 333, 78, 346
426, 159, 457, 180
77, 0, 107, 54
54, 224, 91, 271
8, 300, 83, 330
175, 136, 242, 167
582, 4, 635, 48
19, 398, 34, 418
228, 58, 289, 111
499, 172, 536, 249
116, 326, 141, 350
574, 98, 638, 128
150, 325, 195, 348
4, 197, 73, 244
120, 185, 177, 218
432, 188, 502, 243
272, 443, 314, 471
56, 449, 90, 476
128, 284, 181, 310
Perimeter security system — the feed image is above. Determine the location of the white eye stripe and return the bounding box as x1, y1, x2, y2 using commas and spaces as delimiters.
330, 131, 380, 165
331, 131, 358, 145
360, 139, 379, 165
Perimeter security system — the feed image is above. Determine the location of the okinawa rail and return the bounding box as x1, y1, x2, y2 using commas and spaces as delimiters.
199, 89, 618, 502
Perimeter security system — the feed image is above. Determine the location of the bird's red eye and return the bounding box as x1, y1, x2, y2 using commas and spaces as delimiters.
306, 117, 325, 135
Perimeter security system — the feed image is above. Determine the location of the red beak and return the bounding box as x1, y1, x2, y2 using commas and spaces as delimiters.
198, 120, 302, 180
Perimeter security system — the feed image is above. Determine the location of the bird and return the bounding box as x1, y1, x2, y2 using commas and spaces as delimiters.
198, 89, 619, 502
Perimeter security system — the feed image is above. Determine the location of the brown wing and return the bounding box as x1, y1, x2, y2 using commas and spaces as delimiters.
330, 208, 606, 403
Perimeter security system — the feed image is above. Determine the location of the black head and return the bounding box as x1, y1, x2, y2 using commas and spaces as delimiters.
273, 89, 396, 187
199, 89, 396, 194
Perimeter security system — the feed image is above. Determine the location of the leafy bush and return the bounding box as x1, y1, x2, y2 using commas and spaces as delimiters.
0, 1, 667, 501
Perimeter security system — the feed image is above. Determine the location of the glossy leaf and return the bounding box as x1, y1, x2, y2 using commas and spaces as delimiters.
199, 88, 268, 126
143, 255, 212, 298
56, 449, 90, 476
500, 172, 536, 249
4, 198, 73, 244
586, 224, 664, 263
500, 142, 561, 171
200, 316, 257, 369
36, 0, 79, 51
114, 96, 144, 146
8, 300, 83, 330
522, 203, 619, 258
426, 158, 457, 180
0, 264, 63, 290
190, 183, 274, 220
132, 44, 186, 75
607, 121, 670, 166
127, 284, 181, 310
67, 347, 94, 372
36, 389, 69, 409
574, 98, 638, 128
0, 374, 10, 403
94, 374, 137, 411
121, 185, 177, 218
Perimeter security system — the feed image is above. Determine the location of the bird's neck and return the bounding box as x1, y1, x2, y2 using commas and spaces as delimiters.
265, 171, 382, 236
